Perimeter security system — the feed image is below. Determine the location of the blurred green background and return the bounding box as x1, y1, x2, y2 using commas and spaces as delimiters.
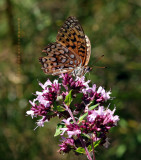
0, 0, 141, 159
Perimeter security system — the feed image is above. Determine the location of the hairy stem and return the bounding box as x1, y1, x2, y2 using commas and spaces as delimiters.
64, 103, 93, 160
91, 138, 95, 160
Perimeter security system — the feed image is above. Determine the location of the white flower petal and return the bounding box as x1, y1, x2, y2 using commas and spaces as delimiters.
26, 110, 34, 118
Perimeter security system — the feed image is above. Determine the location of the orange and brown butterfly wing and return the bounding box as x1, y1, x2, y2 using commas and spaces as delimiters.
56, 16, 87, 65
39, 42, 81, 75
39, 16, 91, 76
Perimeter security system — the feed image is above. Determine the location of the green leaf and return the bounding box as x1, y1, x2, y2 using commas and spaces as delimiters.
64, 90, 72, 106
75, 147, 85, 154
94, 140, 101, 148
78, 112, 88, 123
56, 105, 65, 112
89, 103, 99, 110
46, 111, 55, 116
78, 103, 99, 123
81, 133, 90, 139
54, 123, 65, 137
88, 144, 92, 152
53, 100, 65, 112
53, 101, 58, 111
87, 140, 101, 153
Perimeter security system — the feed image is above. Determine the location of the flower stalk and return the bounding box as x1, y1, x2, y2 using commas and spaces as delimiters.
64, 103, 92, 160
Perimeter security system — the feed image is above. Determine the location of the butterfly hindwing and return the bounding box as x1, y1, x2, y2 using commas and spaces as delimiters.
39, 42, 81, 75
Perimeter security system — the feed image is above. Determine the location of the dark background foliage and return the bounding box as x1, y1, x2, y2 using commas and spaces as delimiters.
0, 0, 141, 159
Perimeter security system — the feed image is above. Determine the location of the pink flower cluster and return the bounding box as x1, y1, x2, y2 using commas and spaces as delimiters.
58, 137, 75, 153
27, 74, 119, 156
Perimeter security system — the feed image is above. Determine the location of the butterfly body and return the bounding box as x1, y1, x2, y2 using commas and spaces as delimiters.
39, 16, 91, 77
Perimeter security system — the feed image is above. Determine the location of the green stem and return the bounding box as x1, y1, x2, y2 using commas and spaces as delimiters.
64, 103, 93, 160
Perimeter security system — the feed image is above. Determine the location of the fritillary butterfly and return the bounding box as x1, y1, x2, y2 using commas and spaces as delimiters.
39, 16, 91, 77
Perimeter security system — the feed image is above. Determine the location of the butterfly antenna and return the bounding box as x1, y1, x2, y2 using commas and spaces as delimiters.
93, 66, 107, 69
90, 55, 108, 69
94, 55, 104, 64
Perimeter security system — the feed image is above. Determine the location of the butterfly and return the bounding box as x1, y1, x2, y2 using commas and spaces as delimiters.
39, 16, 92, 77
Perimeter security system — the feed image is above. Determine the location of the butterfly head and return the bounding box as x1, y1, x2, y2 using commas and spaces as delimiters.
72, 66, 92, 77
84, 66, 92, 73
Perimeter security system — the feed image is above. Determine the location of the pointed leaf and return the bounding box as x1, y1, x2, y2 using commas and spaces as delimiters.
54, 123, 65, 137
78, 112, 88, 123
88, 144, 92, 152
56, 105, 65, 112
89, 103, 99, 110
94, 140, 101, 148
75, 147, 85, 154
87, 140, 101, 153
64, 90, 72, 106
81, 133, 90, 139
78, 103, 99, 123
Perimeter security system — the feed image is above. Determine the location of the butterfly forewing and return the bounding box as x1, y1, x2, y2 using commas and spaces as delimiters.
56, 16, 87, 65
39, 42, 81, 75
